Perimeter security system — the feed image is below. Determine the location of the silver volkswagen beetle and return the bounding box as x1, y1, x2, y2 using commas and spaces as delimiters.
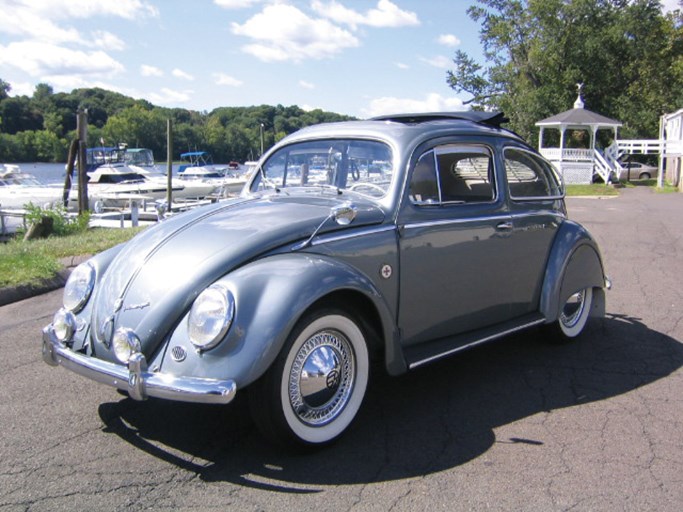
43, 112, 609, 447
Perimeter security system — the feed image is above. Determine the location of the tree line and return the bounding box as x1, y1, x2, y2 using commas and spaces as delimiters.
0, 80, 353, 163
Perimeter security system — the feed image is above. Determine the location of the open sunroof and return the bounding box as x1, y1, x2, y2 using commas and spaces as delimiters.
370, 111, 509, 128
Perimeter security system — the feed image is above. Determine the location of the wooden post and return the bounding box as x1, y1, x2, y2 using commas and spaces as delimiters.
76, 109, 89, 213
166, 118, 173, 207
62, 138, 79, 208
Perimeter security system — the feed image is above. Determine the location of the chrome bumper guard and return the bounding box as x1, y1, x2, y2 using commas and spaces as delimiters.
42, 326, 236, 405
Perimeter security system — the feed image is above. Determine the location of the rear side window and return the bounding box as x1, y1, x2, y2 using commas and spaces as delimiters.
504, 148, 563, 199
410, 145, 495, 205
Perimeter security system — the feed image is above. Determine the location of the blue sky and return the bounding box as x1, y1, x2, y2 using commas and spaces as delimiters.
0, 1, 679, 118
0, 0, 487, 118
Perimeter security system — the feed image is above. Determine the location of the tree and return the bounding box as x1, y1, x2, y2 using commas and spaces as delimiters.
447, 0, 683, 141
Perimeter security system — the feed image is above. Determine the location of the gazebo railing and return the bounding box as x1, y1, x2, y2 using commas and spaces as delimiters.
539, 148, 594, 161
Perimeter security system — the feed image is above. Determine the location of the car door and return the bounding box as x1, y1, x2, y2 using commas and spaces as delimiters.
503, 146, 564, 317
397, 142, 516, 346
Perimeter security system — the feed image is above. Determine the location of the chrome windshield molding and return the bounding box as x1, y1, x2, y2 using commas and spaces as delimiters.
403, 214, 512, 230
408, 318, 546, 370
308, 225, 396, 247
42, 326, 236, 405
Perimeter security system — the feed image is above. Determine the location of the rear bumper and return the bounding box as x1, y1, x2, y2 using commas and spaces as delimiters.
42, 325, 236, 405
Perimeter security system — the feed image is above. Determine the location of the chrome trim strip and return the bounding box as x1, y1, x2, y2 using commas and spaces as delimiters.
42, 326, 236, 405
309, 225, 396, 247
403, 210, 566, 230
404, 214, 511, 230
408, 318, 546, 370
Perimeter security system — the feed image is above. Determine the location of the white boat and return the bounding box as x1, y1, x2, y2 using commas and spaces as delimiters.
0, 164, 63, 210
125, 148, 218, 200
178, 151, 247, 197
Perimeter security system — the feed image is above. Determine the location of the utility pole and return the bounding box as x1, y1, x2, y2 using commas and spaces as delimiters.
166, 118, 173, 207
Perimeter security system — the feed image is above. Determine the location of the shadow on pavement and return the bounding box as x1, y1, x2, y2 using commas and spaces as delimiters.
98, 314, 683, 493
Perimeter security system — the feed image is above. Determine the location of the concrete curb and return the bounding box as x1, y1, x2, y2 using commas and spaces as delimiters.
0, 255, 92, 307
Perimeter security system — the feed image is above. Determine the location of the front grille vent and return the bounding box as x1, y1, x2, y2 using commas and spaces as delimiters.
171, 346, 187, 362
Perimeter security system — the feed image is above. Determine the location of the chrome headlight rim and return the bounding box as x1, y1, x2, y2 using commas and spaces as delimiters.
188, 284, 235, 351
63, 262, 95, 313
112, 327, 141, 364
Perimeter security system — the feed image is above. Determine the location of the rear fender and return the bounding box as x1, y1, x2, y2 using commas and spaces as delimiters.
540, 220, 606, 323
159, 253, 397, 388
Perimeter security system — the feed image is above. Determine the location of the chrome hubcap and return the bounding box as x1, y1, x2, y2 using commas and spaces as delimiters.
288, 329, 355, 427
560, 290, 585, 328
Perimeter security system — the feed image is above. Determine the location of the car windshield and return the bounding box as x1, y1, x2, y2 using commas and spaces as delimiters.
250, 139, 394, 199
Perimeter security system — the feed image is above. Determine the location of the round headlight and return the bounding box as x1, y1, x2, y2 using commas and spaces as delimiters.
188, 285, 235, 350
52, 308, 76, 343
112, 328, 141, 363
63, 263, 95, 313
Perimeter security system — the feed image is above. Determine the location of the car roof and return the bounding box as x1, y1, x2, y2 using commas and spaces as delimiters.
279, 111, 526, 151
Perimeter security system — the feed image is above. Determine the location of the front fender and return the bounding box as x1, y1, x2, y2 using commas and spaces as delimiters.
158, 253, 396, 388
540, 220, 607, 323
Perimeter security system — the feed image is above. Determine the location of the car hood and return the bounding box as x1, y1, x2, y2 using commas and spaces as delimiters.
90, 193, 385, 360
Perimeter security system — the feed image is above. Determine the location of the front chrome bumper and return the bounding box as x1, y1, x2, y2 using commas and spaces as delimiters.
42, 325, 236, 405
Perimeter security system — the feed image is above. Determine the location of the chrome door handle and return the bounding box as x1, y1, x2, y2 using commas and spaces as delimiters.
496, 221, 513, 231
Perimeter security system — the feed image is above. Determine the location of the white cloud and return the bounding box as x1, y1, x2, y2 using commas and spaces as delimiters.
172, 68, 195, 81
231, 3, 359, 62
0, 41, 125, 77
661, 0, 680, 12
214, 73, 243, 86
311, 0, 419, 29
7, 81, 35, 97
438, 34, 461, 47
141, 64, 163, 77
149, 87, 192, 105
361, 93, 466, 118
299, 80, 315, 89
0, 0, 157, 43
92, 30, 126, 51
395, 62, 409, 70
214, 0, 261, 8
421, 55, 451, 69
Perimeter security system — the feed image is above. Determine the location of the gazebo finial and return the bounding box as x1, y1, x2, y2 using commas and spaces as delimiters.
574, 82, 585, 109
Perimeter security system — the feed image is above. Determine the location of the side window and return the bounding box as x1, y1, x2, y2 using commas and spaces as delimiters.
410, 145, 495, 205
505, 148, 563, 199
409, 151, 439, 203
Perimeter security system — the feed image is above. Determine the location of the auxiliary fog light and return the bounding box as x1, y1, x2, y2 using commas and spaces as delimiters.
52, 308, 76, 343
112, 328, 141, 364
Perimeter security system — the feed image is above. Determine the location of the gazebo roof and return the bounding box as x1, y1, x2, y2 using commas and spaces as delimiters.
536, 107, 622, 128
536, 91, 622, 129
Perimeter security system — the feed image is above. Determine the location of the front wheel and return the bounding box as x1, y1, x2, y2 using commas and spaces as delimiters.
545, 287, 593, 342
249, 309, 369, 448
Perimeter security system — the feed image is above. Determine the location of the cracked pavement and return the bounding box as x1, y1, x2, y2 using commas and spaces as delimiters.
1, 186, 682, 511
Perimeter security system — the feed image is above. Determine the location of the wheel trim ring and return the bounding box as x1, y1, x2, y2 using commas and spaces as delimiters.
288, 329, 356, 427
560, 290, 586, 328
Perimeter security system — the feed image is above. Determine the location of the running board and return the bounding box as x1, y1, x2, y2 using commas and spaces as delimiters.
404, 313, 546, 370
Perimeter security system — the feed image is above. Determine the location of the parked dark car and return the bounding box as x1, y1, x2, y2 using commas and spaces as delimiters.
43, 112, 609, 447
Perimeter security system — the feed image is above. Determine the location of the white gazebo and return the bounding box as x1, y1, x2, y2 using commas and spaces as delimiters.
536, 85, 622, 183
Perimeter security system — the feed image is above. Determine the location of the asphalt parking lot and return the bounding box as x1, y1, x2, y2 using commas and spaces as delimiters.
1, 186, 682, 511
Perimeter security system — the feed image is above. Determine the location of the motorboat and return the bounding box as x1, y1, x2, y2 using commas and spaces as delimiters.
125, 148, 218, 199
178, 151, 247, 196
0, 164, 63, 210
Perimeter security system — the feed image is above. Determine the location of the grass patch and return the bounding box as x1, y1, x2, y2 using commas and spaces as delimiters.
621, 178, 679, 193
0, 227, 144, 288
565, 184, 619, 196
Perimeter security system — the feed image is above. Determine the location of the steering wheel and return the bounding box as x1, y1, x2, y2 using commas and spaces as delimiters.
348, 182, 385, 195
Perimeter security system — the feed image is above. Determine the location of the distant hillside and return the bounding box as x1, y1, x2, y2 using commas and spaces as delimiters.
0, 80, 355, 163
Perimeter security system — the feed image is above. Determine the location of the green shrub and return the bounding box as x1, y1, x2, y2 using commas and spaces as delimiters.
23, 203, 90, 237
